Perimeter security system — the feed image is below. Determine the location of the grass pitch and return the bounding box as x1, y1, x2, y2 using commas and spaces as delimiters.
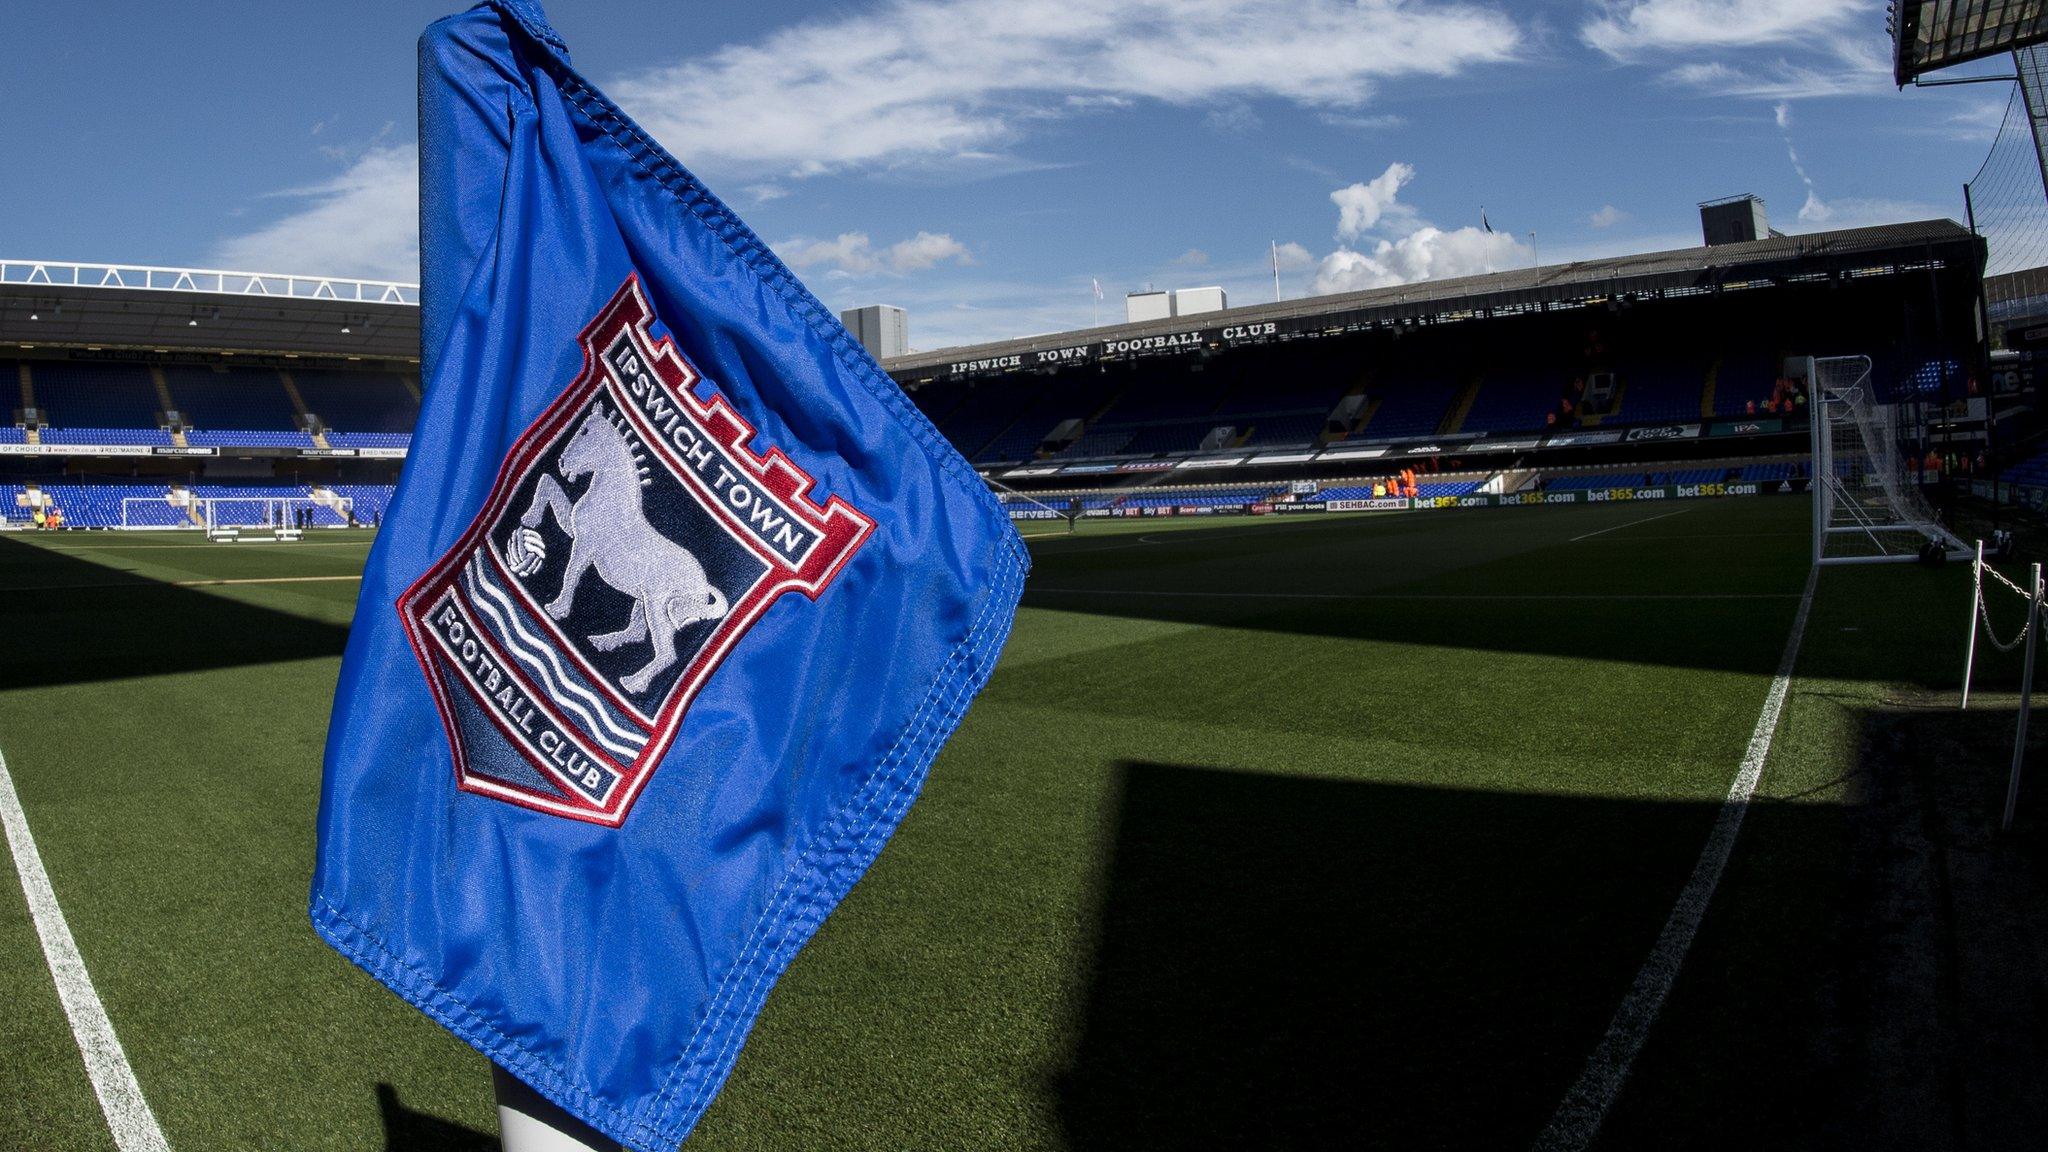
0, 498, 2030, 1150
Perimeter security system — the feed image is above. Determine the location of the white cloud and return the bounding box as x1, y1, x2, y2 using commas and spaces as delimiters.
1309, 162, 1532, 295
745, 183, 790, 204
1584, 2, 1890, 101
1320, 111, 1407, 132
1662, 46, 1890, 99
1312, 226, 1530, 293
608, 0, 1521, 176
1589, 204, 1626, 228
1272, 241, 1315, 270
1785, 196, 1949, 230
888, 230, 974, 270
1204, 105, 1262, 135
1581, 0, 1871, 58
1173, 248, 1210, 266
1332, 163, 1415, 240
212, 144, 417, 280
1773, 100, 1832, 223
780, 230, 973, 275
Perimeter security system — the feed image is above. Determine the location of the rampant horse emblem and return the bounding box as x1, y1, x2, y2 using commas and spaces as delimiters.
519, 404, 732, 694
399, 276, 873, 825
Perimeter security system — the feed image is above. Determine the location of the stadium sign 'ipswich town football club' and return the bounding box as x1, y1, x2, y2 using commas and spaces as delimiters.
398, 277, 874, 826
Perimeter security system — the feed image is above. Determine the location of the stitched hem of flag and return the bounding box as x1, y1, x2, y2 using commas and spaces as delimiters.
310, 538, 1025, 1152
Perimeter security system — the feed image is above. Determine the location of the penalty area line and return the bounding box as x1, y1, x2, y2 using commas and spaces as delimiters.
1529, 562, 1819, 1152
1569, 507, 1691, 542
0, 748, 171, 1152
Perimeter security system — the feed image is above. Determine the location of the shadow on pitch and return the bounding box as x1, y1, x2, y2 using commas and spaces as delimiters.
0, 533, 349, 690
376, 1083, 500, 1151
1018, 504, 1975, 681
1053, 759, 1856, 1151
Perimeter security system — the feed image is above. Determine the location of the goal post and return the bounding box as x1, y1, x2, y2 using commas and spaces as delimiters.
199, 496, 353, 541
1809, 354, 1970, 566
983, 475, 1082, 533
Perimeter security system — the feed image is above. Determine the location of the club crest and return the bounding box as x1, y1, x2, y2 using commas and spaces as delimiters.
398, 276, 873, 825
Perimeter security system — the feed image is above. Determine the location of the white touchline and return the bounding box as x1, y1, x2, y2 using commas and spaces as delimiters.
1529, 563, 1819, 1152
0, 575, 364, 594
1569, 507, 1691, 543
0, 749, 171, 1152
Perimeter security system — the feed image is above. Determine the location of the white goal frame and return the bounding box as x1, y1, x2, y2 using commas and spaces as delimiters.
199, 496, 352, 542
1809, 354, 1970, 566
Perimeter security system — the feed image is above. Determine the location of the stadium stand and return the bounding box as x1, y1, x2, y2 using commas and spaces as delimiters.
186, 428, 316, 448
1462, 372, 1563, 434
1415, 480, 1483, 498
160, 365, 302, 431
974, 377, 1106, 463
326, 431, 413, 450
291, 370, 419, 434
28, 361, 162, 430
1, 478, 397, 530
1713, 352, 1781, 417
1353, 378, 1458, 440
923, 385, 1034, 460
38, 427, 172, 446
330, 484, 396, 525
1612, 361, 1707, 424
1545, 473, 1647, 491
1214, 372, 1347, 448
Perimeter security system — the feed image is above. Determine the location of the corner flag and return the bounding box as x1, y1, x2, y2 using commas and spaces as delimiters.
308, 2, 1026, 1147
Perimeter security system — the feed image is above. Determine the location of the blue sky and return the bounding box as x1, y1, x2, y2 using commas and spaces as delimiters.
0, 0, 2024, 350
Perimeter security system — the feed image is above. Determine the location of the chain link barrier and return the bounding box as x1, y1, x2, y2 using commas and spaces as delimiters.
1978, 560, 2040, 654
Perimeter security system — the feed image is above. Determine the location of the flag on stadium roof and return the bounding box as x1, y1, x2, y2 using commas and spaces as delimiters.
307, 1, 1027, 1147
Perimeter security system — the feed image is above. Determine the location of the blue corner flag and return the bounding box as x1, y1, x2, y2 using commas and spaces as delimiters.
308, 2, 1027, 1146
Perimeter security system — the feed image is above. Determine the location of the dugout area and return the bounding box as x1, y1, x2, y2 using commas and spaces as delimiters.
1, 497, 2041, 1150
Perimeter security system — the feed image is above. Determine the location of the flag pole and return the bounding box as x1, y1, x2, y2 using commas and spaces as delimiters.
494, 1065, 620, 1152
1271, 241, 1281, 303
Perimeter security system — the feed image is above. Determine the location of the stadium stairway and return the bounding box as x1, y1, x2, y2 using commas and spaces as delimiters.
1339, 396, 1381, 443
1437, 376, 1481, 436
1490, 468, 1540, 495
148, 366, 193, 448
278, 371, 332, 449
1579, 379, 1620, 427
148, 365, 176, 420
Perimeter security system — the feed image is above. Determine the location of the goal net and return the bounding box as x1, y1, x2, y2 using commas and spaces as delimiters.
984, 475, 1081, 533
119, 496, 195, 530
199, 497, 352, 541
1810, 354, 1969, 565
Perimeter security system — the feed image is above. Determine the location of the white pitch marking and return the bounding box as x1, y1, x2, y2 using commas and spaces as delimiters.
1528, 563, 1819, 1152
0, 575, 364, 594
0, 749, 172, 1152
171, 575, 362, 588
1568, 507, 1691, 542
